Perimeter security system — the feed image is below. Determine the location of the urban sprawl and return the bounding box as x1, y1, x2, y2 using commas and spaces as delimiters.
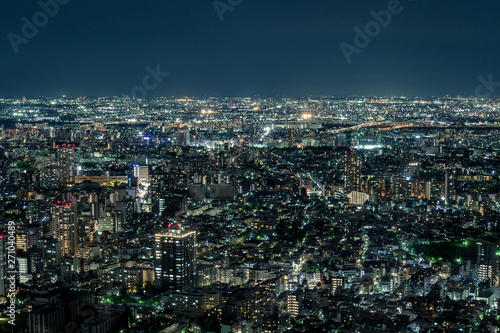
1, 95, 500, 333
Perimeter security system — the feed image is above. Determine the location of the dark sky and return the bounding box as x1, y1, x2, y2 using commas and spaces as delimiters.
2, 0, 500, 98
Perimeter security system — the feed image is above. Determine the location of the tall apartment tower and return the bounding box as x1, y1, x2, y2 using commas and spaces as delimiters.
344, 149, 362, 193
154, 226, 196, 291
52, 201, 78, 257
444, 171, 454, 205
477, 241, 497, 286
55, 142, 77, 186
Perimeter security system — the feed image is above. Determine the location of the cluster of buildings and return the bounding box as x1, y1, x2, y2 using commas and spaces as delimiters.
0, 96, 500, 332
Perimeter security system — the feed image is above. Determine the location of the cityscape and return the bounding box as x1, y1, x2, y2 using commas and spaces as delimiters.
0, 95, 499, 332
3, 0, 500, 332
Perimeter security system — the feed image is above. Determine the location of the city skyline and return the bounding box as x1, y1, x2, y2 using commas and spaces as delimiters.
1, 94, 500, 332
3, 1, 500, 332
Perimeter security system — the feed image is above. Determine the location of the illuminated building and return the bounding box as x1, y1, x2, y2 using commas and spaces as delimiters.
154, 226, 196, 291
444, 171, 454, 205
178, 127, 190, 146
55, 142, 77, 186
412, 178, 431, 199
52, 201, 78, 257
393, 177, 412, 199
37, 238, 61, 271
344, 149, 362, 193
477, 241, 497, 286
133, 165, 149, 184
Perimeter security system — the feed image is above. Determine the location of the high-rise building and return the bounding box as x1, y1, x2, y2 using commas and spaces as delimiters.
178, 128, 190, 146
55, 142, 77, 186
477, 241, 497, 286
344, 149, 362, 193
37, 238, 61, 271
52, 202, 78, 257
444, 171, 454, 205
133, 165, 149, 184
154, 226, 196, 291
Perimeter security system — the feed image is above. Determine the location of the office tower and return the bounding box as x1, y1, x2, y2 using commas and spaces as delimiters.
344, 149, 362, 193
178, 127, 190, 146
477, 241, 497, 286
154, 226, 196, 291
133, 165, 149, 184
0, 233, 7, 296
55, 142, 77, 186
52, 201, 78, 257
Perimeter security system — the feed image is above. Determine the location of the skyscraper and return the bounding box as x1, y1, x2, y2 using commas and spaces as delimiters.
477, 241, 497, 286
154, 226, 196, 291
178, 128, 190, 146
52, 201, 78, 257
55, 142, 77, 186
344, 149, 362, 193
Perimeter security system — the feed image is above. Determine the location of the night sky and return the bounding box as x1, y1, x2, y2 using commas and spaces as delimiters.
2, 0, 500, 98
